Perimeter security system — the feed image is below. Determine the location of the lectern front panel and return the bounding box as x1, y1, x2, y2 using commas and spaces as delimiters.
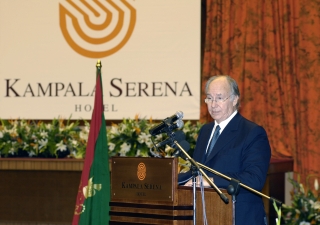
111, 157, 175, 202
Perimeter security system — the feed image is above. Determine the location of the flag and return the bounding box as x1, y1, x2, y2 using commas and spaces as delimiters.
72, 60, 110, 225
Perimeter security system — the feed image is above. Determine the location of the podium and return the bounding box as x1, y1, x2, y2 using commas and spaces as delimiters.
110, 157, 232, 225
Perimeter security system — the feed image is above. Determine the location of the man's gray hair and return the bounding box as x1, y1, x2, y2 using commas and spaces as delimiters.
205, 75, 241, 109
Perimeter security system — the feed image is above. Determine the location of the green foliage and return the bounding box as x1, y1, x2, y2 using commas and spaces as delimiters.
0, 117, 204, 159
0, 118, 83, 158
281, 175, 320, 225
107, 117, 203, 158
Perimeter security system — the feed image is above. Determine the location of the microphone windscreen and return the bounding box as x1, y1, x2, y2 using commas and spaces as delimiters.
179, 140, 190, 152
173, 140, 190, 160
175, 120, 184, 129
176, 111, 184, 120
174, 130, 186, 142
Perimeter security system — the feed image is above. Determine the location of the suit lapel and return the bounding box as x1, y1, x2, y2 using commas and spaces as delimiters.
204, 113, 242, 163
196, 122, 214, 163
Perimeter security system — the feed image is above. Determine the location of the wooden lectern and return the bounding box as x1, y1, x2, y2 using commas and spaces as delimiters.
110, 157, 232, 225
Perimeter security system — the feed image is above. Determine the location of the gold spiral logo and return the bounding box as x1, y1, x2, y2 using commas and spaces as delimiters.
59, 0, 136, 58
137, 162, 146, 181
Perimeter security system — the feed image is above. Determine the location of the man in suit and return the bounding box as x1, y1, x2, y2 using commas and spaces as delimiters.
179, 75, 271, 225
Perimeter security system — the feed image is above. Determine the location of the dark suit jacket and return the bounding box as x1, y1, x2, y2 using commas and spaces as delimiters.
179, 112, 271, 225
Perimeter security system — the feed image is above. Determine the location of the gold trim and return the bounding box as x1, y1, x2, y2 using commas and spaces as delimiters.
0, 158, 84, 171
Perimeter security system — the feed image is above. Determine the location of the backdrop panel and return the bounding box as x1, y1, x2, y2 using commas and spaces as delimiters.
0, 0, 201, 120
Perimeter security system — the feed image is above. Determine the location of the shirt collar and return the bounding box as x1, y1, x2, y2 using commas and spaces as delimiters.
214, 110, 238, 133
206, 110, 238, 153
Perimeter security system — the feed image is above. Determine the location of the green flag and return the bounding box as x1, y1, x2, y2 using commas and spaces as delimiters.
72, 60, 110, 225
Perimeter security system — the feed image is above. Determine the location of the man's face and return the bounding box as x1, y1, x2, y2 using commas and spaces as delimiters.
206, 77, 238, 123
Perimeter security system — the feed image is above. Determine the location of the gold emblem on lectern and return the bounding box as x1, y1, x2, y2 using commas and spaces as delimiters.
137, 162, 146, 180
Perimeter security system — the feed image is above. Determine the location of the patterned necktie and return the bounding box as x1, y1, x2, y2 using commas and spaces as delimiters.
206, 125, 221, 159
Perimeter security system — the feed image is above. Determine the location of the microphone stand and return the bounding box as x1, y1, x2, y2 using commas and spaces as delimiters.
199, 163, 282, 225
174, 141, 283, 225
197, 163, 282, 205
174, 141, 229, 203
191, 165, 198, 225
227, 178, 240, 225
174, 141, 229, 223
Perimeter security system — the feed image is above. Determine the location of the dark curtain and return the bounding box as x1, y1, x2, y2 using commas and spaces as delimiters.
201, 0, 320, 186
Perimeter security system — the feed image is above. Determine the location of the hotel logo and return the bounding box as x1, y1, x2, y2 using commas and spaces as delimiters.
137, 162, 146, 181
59, 0, 136, 58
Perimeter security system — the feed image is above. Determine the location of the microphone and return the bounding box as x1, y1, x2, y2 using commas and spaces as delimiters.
155, 130, 186, 148
149, 111, 184, 136
170, 120, 184, 130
